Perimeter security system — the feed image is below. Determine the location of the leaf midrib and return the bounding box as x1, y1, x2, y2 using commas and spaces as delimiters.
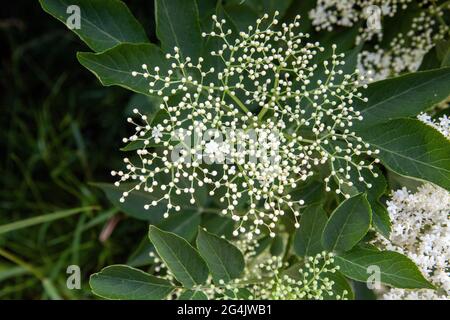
200, 234, 232, 281
301, 207, 324, 255
55, 0, 121, 45
361, 71, 450, 117
150, 231, 198, 287
336, 255, 431, 288
330, 199, 360, 251
375, 143, 450, 174
158, 0, 181, 52
95, 274, 173, 289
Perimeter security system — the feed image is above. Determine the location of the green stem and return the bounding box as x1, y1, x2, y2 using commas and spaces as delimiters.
258, 67, 281, 121
438, 0, 450, 9
226, 90, 250, 114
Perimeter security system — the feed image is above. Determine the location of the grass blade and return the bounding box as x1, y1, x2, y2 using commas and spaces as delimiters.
0, 207, 96, 235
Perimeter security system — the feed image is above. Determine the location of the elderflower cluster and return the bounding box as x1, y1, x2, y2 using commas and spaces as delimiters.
374, 184, 450, 300
310, 0, 422, 36
155, 234, 345, 300
203, 250, 346, 300
310, 0, 450, 80
113, 13, 379, 237
243, 252, 346, 300
418, 112, 450, 139
358, 4, 449, 80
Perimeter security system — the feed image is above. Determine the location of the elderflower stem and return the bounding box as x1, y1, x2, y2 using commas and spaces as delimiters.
225, 90, 250, 114
431, 0, 446, 22
258, 66, 281, 121
257, 104, 270, 121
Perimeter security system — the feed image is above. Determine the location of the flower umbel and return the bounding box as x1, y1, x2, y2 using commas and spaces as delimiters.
114, 13, 379, 237
310, 0, 450, 80
151, 236, 346, 300
374, 183, 450, 300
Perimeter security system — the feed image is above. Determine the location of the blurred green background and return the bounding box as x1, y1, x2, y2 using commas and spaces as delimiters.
0, 0, 158, 299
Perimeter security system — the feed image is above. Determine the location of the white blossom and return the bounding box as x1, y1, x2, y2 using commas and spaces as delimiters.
418, 112, 450, 139
374, 183, 450, 300
151, 126, 163, 140
310, 0, 450, 80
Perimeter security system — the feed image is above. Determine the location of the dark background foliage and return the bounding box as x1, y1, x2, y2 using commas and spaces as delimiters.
0, 1, 157, 299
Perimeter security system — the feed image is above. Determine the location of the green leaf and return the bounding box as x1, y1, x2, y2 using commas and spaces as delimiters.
254, 236, 274, 256
290, 180, 326, 205
125, 94, 162, 117
228, 0, 293, 18
335, 247, 435, 289
313, 23, 361, 64
178, 289, 208, 300
127, 211, 202, 267
90, 265, 174, 300
224, 288, 253, 300
77, 43, 166, 96
201, 214, 235, 239
198, 0, 218, 22
159, 212, 202, 241
281, 0, 316, 33
371, 201, 391, 239
293, 204, 328, 257
442, 52, 450, 67
334, 163, 391, 238
223, 4, 259, 33
419, 48, 441, 71
196, 228, 245, 284
270, 235, 285, 256
354, 68, 450, 129
321, 194, 372, 252
359, 119, 450, 191
352, 280, 377, 300
126, 236, 156, 268
260, 0, 293, 18
155, 0, 203, 60
93, 182, 166, 222
322, 271, 354, 300
436, 40, 450, 67
355, 169, 390, 238
148, 226, 208, 288
39, 0, 148, 52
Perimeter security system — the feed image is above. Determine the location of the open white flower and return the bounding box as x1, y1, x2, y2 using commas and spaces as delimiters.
374, 183, 450, 300
151, 126, 163, 140
310, 0, 450, 80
